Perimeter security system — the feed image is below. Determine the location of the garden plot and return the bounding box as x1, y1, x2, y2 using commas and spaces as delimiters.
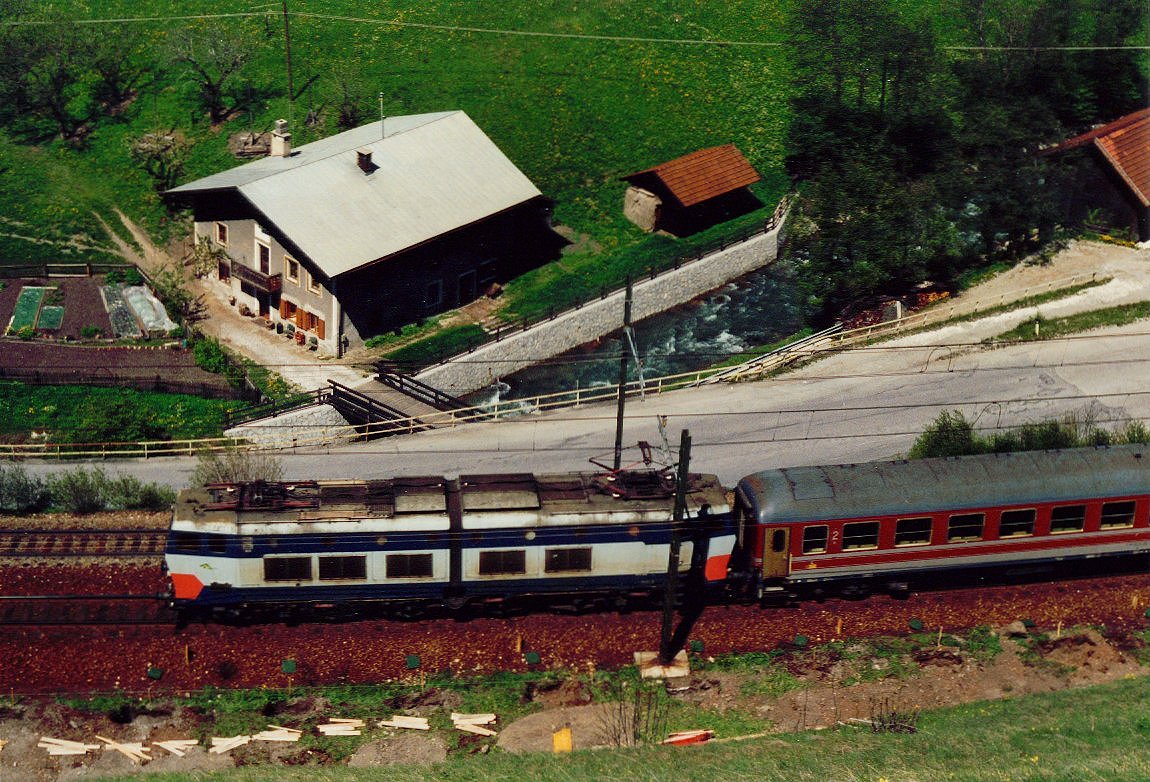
99, 284, 143, 339
4, 286, 51, 334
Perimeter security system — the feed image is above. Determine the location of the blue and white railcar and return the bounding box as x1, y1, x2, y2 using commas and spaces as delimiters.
166, 471, 734, 617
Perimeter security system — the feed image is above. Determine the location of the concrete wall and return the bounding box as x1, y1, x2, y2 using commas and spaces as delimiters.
416, 219, 784, 396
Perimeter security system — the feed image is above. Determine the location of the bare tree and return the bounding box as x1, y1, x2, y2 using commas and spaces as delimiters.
129, 129, 190, 191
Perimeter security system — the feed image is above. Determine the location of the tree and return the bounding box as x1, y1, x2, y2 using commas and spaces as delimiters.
90, 34, 149, 111
129, 130, 190, 191
192, 447, 283, 486
170, 21, 255, 124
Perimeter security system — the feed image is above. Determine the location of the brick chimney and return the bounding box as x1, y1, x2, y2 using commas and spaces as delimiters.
270, 119, 291, 157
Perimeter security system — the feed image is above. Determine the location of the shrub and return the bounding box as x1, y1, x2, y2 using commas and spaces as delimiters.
105, 269, 124, 285
80, 325, 102, 339
0, 463, 50, 514
106, 473, 176, 511
15, 325, 35, 341
193, 337, 245, 387
123, 267, 144, 286
908, 410, 978, 459
48, 468, 110, 513
192, 447, 283, 486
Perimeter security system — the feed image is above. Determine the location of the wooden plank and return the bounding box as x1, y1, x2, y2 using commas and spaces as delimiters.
154, 739, 199, 757
378, 716, 430, 731
96, 735, 151, 763
454, 723, 497, 737
451, 712, 496, 725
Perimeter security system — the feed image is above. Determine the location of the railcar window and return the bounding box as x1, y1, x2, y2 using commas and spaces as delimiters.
802, 526, 828, 554
207, 536, 227, 554
1101, 500, 1136, 529
771, 530, 787, 553
386, 553, 434, 578
264, 556, 312, 582
999, 509, 1036, 537
842, 521, 880, 551
947, 513, 984, 542
545, 547, 593, 572
479, 550, 526, 575
1050, 504, 1086, 533
318, 555, 367, 581
895, 517, 932, 546
172, 532, 198, 553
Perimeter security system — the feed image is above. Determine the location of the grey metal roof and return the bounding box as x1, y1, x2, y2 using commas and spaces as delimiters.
737, 446, 1150, 523
167, 112, 543, 278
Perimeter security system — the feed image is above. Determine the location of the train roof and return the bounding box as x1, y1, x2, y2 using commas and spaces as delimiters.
736, 445, 1150, 523
173, 470, 729, 530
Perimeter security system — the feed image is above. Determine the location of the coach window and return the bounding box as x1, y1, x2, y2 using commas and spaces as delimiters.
1101, 500, 1136, 529
999, 509, 1036, 538
802, 525, 828, 554
1050, 504, 1086, 533
479, 550, 526, 575
386, 553, 434, 579
172, 532, 199, 553
545, 547, 592, 573
318, 555, 367, 581
842, 521, 880, 551
207, 536, 227, 555
894, 517, 932, 547
264, 556, 312, 582
947, 513, 984, 542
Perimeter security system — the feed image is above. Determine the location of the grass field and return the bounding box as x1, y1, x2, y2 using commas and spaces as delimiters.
1, 1, 794, 270
79, 674, 1150, 782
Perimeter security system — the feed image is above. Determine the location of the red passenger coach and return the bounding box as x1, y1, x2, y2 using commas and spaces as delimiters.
732, 446, 1150, 601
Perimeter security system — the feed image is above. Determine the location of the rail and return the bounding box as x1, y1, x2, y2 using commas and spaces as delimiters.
327, 380, 432, 435
374, 367, 473, 412
224, 388, 327, 428
696, 325, 844, 385
0, 262, 133, 279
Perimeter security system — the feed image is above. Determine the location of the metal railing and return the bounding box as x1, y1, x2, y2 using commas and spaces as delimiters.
374, 367, 473, 412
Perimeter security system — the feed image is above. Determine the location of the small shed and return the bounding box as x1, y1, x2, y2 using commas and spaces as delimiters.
1042, 109, 1150, 241
621, 144, 762, 235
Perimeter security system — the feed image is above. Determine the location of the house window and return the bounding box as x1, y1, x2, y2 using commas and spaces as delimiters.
895, 517, 932, 547
801, 525, 828, 554
285, 256, 300, 284
544, 547, 592, 573
1101, 500, 1136, 529
386, 553, 434, 579
1050, 504, 1086, 533
479, 550, 526, 575
307, 270, 322, 295
263, 556, 312, 582
318, 555, 367, 581
256, 243, 270, 275
999, 509, 1035, 537
947, 513, 984, 542
214, 222, 228, 246
425, 280, 443, 312
279, 298, 298, 320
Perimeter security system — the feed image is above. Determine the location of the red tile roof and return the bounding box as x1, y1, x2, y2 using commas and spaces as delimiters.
624, 144, 761, 208
1046, 109, 1150, 207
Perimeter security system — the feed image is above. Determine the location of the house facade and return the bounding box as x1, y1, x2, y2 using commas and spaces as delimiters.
166, 112, 558, 356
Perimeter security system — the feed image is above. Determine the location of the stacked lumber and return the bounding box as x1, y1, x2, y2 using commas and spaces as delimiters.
317, 718, 364, 736
37, 737, 101, 756
153, 740, 199, 757
96, 735, 151, 764
378, 715, 429, 731
451, 713, 497, 737
253, 725, 303, 742
209, 735, 252, 754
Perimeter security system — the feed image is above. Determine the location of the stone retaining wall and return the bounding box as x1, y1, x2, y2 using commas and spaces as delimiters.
416, 222, 784, 396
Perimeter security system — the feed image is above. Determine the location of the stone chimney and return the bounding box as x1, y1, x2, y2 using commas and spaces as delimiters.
270, 118, 291, 157
356, 147, 376, 174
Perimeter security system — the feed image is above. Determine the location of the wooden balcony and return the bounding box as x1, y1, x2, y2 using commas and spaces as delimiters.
230, 260, 282, 293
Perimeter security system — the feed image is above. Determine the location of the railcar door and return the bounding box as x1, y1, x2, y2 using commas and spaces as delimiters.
762, 527, 790, 579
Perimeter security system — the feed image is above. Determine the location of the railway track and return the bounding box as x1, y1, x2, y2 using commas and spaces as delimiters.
0, 595, 175, 625
0, 529, 167, 559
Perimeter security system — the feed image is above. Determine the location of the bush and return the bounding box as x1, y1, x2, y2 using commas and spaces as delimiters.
80, 325, 102, 339
192, 447, 283, 486
907, 410, 978, 459
123, 267, 144, 286
193, 337, 245, 387
48, 468, 110, 513
0, 463, 50, 513
106, 473, 176, 511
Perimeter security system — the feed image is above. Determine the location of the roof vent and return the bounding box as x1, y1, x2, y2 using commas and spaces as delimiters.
356, 147, 378, 174
270, 118, 291, 157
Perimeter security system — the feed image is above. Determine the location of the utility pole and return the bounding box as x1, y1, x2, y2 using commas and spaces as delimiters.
659, 428, 691, 665
282, 1, 295, 129
612, 278, 633, 471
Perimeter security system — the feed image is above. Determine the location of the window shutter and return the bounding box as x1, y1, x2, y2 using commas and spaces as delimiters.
279, 298, 290, 318
316, 317, 326, 339
295, 308, 305, 328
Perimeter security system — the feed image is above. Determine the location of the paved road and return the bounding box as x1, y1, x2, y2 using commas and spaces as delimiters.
22, 318, 1150, 489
